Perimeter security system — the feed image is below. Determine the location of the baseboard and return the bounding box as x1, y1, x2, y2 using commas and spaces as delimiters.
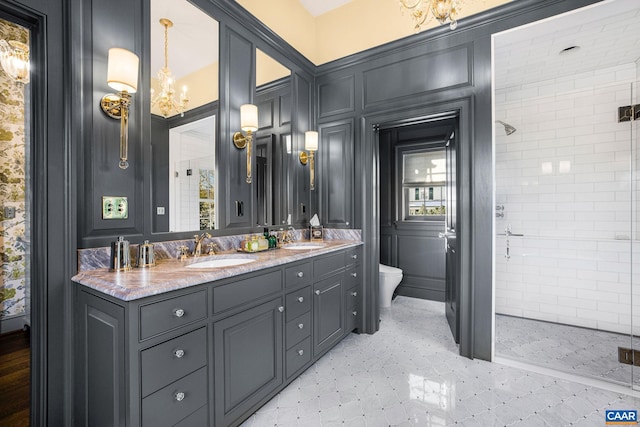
0, 315, 28, 334
396, 285, 444, 302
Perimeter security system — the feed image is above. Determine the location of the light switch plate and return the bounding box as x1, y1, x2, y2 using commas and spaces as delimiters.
102, 196, 128, 219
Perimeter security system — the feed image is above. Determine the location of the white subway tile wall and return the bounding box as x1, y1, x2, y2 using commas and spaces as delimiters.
495, 62, 640, 335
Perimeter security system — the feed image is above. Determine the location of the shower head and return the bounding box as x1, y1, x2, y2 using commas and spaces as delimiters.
496, 120, 517, 136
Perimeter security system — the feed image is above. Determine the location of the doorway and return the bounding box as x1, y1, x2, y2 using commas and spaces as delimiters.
0, 14, 31, 426
379, 116, 460, 342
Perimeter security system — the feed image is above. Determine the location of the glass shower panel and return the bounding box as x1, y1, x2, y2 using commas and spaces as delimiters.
494, 81, 635, 387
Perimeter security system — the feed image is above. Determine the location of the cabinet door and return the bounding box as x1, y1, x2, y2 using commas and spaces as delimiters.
313, 275, 344, 356
214, 298, 283, 426
319, 120, 353, 228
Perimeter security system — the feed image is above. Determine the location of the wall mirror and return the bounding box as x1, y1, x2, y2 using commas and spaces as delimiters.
150, 0, 219, 233
255, 48, 292, 227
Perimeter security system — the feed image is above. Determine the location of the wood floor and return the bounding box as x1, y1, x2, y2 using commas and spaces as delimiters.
0, 329, 30, 427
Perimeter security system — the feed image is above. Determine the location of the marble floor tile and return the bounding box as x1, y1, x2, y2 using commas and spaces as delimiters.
240, 297, 640, 426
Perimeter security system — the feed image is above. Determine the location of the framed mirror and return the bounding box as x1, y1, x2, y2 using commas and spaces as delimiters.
150, 0, 219, 233
255, 48, 291, 227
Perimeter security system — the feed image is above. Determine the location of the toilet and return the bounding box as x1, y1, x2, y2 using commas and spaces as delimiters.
379, 264, 403, 308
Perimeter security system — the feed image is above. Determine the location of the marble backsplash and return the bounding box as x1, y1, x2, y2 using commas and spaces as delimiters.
77, 228, 362, 272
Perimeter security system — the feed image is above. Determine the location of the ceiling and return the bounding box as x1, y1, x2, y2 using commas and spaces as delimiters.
494, 0, 640, 90
297, 0, 353, 16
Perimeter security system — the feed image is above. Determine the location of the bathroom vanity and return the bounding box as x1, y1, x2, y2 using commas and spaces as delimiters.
72, 240, 362, 427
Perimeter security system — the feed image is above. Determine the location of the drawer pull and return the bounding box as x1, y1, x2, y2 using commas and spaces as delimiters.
351, 291, 358, 297
174, 392, 185, 402
278, 306, 285, 313
351, 254, 357, 259
174, 349, 185, 358
297, 349, 304, 356
297, 271, 304, 278
315, 290, 320, 296
173, 308, 185, 318
351, 272, 357, 278
352, 311, 358, 316
297, 296, 304, 303
298, 323, 304, 329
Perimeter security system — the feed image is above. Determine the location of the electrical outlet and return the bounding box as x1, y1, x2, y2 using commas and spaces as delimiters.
102, 196, 128, 220
157, 206, 165, 215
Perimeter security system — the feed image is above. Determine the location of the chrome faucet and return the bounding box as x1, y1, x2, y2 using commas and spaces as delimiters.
281, 226, 296, 244
193, 232, 212, 257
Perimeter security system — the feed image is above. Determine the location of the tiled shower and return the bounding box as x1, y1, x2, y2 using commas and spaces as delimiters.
493, 0, 640, 387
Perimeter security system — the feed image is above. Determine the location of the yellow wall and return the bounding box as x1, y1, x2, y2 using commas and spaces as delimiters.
238, 0, 513, 65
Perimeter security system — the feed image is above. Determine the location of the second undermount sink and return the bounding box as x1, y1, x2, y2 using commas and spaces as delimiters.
282, 242, 327, 250
186, 255, 258, 269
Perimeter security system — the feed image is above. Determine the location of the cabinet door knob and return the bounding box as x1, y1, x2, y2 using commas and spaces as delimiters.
298, 323, 304, 329
297, 271, 304, 278
315, 290, 321, 296
351, 291, 358, 297
173, 308, 185, 318
174, 349, 185, 358
174, 392, 185, 402
297, 349, 304, 356
351, 272, 357, 278
352, 311, 358, 316
297, 296, 304, 303
278, 306, 285, 313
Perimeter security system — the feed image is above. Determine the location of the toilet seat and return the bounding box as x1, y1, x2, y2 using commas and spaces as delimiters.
379, 264, 402, 275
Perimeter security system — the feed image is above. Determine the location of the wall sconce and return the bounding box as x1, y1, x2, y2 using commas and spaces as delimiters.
299, 131, 318, 191
233, 104, 258, 184
100, 48, 139, 170
0, 40, 30, 84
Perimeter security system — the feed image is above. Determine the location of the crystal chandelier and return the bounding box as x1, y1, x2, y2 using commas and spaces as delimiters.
151, 18, 189, 117
0, 40, 30, 84
399, 0, 463, 32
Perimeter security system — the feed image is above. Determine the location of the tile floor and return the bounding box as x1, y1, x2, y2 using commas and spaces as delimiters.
240, 297, 640, 426
496, 314, 640, 386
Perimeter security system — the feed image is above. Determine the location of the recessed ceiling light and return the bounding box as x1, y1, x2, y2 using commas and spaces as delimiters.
559, 45, 581, 55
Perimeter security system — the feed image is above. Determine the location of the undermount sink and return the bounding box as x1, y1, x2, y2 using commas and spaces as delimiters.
186, 255, 258, 269
282, 242, 327, 250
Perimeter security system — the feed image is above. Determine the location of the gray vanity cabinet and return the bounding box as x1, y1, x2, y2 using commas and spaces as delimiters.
74, 245, 363, 427
213, 297, 283, 426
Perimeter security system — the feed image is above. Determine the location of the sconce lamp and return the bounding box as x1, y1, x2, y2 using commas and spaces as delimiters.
100, 48, 139, 170
233, 104, 258, 184
299, 131, 318, 191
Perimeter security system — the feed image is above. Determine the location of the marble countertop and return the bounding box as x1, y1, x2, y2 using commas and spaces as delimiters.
72, 240, 363, 301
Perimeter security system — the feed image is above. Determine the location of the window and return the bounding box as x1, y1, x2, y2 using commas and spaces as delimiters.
402, 150, 446, 220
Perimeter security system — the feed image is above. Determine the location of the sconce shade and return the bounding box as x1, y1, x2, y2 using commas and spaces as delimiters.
240, 104, 258, 132
305, 131, 319, 151
107, 48, 139, 93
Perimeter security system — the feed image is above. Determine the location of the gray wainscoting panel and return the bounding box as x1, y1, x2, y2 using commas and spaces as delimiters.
258, 98, 275, 129
396, 235, 445, 301
318, 74, 355, 118
363, 44, 472, 108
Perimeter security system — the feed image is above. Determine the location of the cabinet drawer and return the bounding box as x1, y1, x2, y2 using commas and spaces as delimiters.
140, 290, 207, 340
313, 252, 345, 280
286, 336, 311, 378
141, 327, 207, 397
346, 306, 360, 333
142, 366, 208, 427
345, 247, 361, 266
345, 285, 361, 310
174, 404, 208, 427
345, 266, 360, 288
285, 312, 311, 349
285, 286, 311, 321
213, 269, 282, 314
285, 262, 312, 288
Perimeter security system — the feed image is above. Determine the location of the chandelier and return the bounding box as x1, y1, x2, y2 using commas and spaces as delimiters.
0, 40, 30, 84
399, 0, 463, 32
151, 18, 189, 117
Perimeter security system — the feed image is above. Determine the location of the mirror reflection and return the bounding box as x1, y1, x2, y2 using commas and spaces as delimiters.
255, 49, 292, 227
151, 0, 219, 232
